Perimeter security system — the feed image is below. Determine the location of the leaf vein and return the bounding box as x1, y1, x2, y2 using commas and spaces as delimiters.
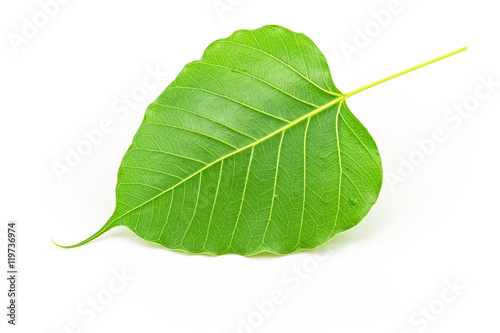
218, 40, 340, 97
167, 86, 291, 123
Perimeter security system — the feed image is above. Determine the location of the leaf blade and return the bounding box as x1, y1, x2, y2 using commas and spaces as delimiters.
58, 25, 383, 255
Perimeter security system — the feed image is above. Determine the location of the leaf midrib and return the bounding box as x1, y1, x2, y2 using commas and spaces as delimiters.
110, 43, 468, 226
53, 44, 467, 250
111, 94, 345, 225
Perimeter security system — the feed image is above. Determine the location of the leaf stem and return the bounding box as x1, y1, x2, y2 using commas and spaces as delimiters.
344, 46, 467, 99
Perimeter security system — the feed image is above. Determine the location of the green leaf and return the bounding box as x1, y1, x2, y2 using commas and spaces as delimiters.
54, 25, 466, 255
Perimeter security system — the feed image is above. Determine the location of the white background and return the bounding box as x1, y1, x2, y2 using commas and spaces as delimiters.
1, 0, 498, 332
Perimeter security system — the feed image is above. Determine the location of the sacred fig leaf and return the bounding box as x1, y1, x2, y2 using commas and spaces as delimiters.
54, 25, 466, 255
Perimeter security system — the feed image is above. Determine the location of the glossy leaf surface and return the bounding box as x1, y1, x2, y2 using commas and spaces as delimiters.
60, 25, 383, 255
